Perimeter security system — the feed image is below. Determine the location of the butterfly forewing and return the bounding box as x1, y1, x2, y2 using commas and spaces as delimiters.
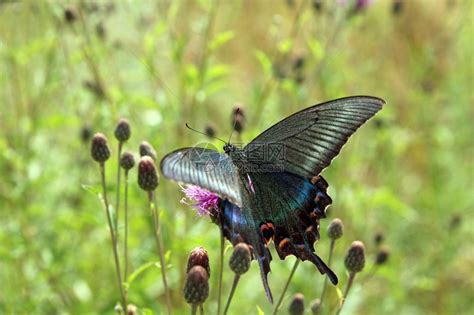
160, 147, 242, 205
245, 96, 384, 178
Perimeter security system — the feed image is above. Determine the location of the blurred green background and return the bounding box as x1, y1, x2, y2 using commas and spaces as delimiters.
0, 0, 472, 314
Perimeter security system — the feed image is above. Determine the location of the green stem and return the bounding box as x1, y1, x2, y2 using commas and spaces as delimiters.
272, 258, 300, 315
100, 163, 126, 310
149, 192, 172, 315
216, 230, 225, 315
223, 275, 240, 315
336, 272, 356, 315
199, 304, 204, 315
123, 170, 129, 288
191, 304, 198, 315
115, 142, 123, 241
319, 239, 335, 305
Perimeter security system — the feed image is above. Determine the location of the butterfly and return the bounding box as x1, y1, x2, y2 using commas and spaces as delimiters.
160, 96, 385, 302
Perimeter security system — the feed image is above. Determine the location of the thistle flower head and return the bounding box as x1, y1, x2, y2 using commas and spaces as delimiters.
229, 243, 251, 275
114, 118, 131, 142
181, 185, 219, 216
91, 133, 111, 163
288, 293, 305, 315
120, 152, 135, 171
138, 156, 159, 191
327, 218, 344, 240
139, 141, 157, 161
184, 265, 209, 305
187, 247, 210, 277
355, 0, 373, 11
344, 240, 366, 273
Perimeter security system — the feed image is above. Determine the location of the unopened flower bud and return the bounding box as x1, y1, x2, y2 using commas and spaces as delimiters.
327, 218, 344, 240
288, 293, 305, 315
114, 118, 131, 142
120, 152, 135, 171
344, 241, 366, 273
374, 231, 384, 246
126, 304, 137, 315
91, 133, 111, 163
375, 246, 390, 266
138, 156, 159, 191
184, 266, 209, 305
229, 243, 251, 275
64, 6, 77, 23
139, 141, 157, 161
310, 298, 321, 314
205, 124, 216, 138
187, 247, 210, 277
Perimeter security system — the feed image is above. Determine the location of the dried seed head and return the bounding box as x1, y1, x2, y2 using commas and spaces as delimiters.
187, 247, 210, 277
344, 241, 366, 273
327, 218, 344, 240
310, 298, 321, 314
139, 141, 157, 161
229, 243, 251, 275
91, 133, 111, 163
138, 156, 159, 191
375, 246, 390, 266
114, 118, 131, 142
184, 265, 209, 305
205, 124, 216, 138
126, 304, 137, 315
120, 152, 135, 171
288, 293, 305, 315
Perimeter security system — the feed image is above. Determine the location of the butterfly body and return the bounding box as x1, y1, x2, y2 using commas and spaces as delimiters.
161, 96, 385, 302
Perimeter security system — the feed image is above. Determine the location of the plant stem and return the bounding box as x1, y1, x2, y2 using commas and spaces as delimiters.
272, 258, 300, 315
223, 274, 240, 315
336, 272, 356, 315
123, 170, 129, 288
115, 142, 123, 241
216, 230, 225, 315
99, 163, 127, 310
319, 239, 335, 305
149, 191, 172, 315
191, 304, 198, 315
199, 304, 204, 315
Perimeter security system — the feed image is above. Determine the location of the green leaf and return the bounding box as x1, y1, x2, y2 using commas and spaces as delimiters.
81, 184, 100, 197
127, 261, 160, 286
335, 285, 344, 305
209, 31, 234, 51
255, 50, 272, 76
256, 305, 265, 315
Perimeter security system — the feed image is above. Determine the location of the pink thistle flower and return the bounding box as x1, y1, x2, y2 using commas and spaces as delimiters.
181, 185, 220, 216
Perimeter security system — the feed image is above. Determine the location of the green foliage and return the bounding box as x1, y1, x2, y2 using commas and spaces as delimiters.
0, 0, 472, 314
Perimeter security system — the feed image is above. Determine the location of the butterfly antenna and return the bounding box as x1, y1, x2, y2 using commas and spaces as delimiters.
228, 107, 240, 144
185, 123, 227, 144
